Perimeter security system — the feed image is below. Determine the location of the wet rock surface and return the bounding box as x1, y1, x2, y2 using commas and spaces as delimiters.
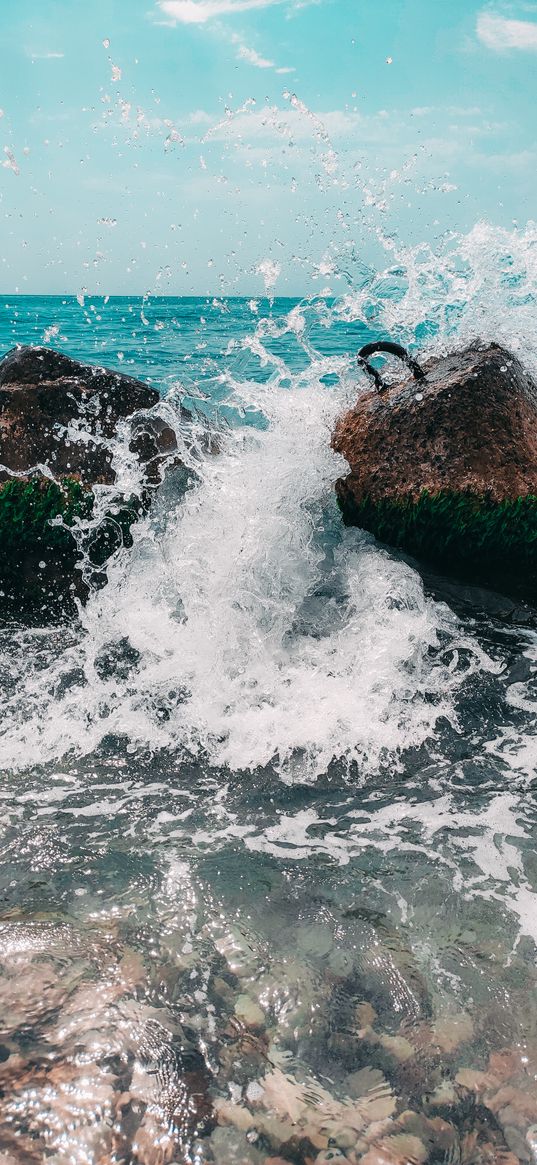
333, 342, 537, 598
0, 345, 180, 622
0, 345, 162, 484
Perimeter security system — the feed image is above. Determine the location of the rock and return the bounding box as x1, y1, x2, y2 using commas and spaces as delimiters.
213, 975, 236, 1007
330, 1127, 360, 1150
355, 1001, 378, 1029
455, 1069, 498, 1093
0, 345, 160, 482
253, 957, 322, 1035
210, 924, 264, 980
378, 1033, 415, 1063
210, 1126, 264, 1165
297, 923, 334, 958
359, 1134, 427, 1165
433, 1012, 474, 1054
234, 995, 266, 1030
423, 1078, 458, 1110
0, 917, 219, 1163
333, 341, 537, 598
0, 1132, 43, 1165
489, 1085, 537, 1125
215, 1098, 255, 1134
398, 1111, 457, 1154
488, 1049, 526, 1082
345, 1067, 387, 1099
0, 345, 179, 621
315, 1146, 347, 1163
328, 948, 355, 978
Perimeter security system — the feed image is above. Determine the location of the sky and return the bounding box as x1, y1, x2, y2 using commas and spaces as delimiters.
0, 0, 536, 295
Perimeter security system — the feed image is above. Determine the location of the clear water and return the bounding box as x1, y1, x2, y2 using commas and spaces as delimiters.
1, 223, 537, 1164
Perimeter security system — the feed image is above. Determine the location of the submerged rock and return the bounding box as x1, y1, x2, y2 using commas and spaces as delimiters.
0, 915, 215, 1163
333, 341, 537, 598
0, 345, 178, 622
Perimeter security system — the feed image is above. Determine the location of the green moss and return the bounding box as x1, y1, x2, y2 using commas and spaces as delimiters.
339, 488, 537, 579
0, 477, 94, 551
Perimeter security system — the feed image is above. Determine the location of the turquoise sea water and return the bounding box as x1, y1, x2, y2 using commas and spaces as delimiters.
0, 293, 366, 386
1, 273, 537, 1163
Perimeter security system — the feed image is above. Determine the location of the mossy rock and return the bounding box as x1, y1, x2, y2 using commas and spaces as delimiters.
0, 477, 93, 549
333, 342, 537, 600
0, 477, 141, 623
338, 488, 537, 597
0, 344, 185, 624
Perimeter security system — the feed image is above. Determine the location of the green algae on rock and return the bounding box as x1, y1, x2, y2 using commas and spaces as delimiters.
333, 342, 537, 599
337, 490, 537, 591
0, 477, 93, 552
0, 478, 93, 621
0, 477, 143, 622
0, 345, 177, 623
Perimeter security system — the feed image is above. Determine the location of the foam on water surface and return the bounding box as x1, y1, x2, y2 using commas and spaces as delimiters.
0, 324, 493, 778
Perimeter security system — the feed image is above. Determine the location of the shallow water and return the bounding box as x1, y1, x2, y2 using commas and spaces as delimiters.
1, 234, 537, 1163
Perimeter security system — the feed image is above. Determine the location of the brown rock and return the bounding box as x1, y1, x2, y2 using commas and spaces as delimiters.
333, 342, 537, 594
334, 342, 537, 506
0, 345, 162, 485
488, 1049, 528, 1082
0, 1129, 43, 1165
355, 1001, 378, 1029
433, 1012, 474, 1054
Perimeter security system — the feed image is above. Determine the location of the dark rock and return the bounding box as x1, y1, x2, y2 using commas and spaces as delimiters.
0, 345, 163, 484
129, 413, 183, 486
0, 346, 178, 623
333, 341, 537, 597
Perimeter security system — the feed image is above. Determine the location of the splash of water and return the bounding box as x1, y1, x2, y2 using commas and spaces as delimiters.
0, 256, 510, 777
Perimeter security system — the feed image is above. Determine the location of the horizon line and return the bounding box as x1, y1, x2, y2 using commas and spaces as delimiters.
0, 291, 323, 300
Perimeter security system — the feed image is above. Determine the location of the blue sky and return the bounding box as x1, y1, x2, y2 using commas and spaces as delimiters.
0, 0, 536, 295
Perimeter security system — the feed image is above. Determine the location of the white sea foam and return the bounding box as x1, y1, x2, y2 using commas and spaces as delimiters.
338, 219, 537, 376
0, 335, 493, 778
3, 223, 536, 779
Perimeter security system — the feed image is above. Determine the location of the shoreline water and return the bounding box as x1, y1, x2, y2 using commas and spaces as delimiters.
1, 276, 537, 1161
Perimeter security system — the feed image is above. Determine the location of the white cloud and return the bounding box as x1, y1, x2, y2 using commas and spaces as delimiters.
230, 33, 295, 72
29, 51, 65, 60
236, 44, 274, 67
476, 11, 537, 50
158, 0, 285, 23
188, 109, 214, 125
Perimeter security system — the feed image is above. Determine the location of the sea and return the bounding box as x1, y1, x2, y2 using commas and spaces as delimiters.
1, 222, 537, 1164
